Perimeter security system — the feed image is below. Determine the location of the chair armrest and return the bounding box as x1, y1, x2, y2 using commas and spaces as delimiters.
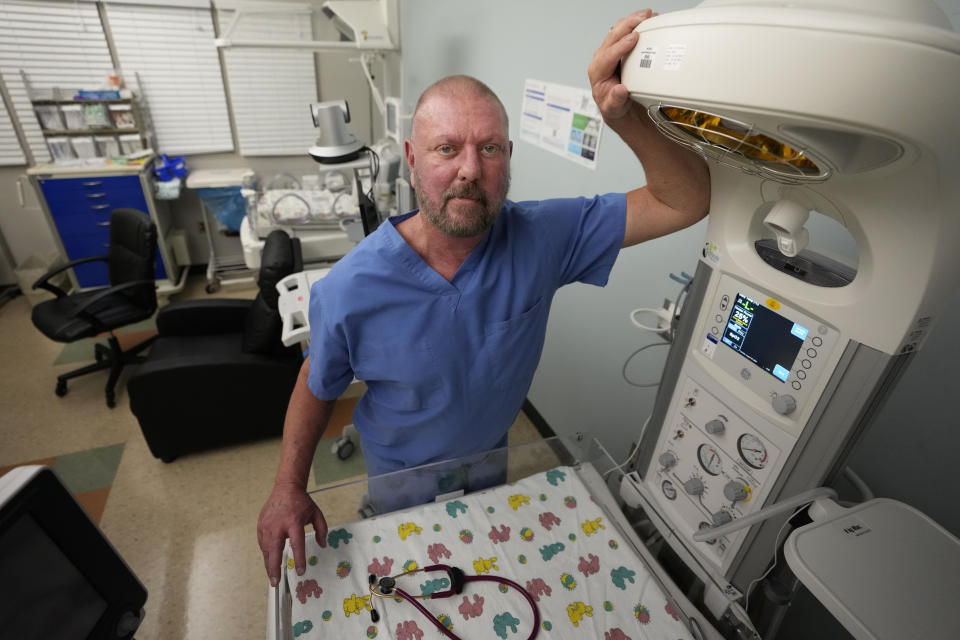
32, 255, 108, 297
156, 299, 252, 336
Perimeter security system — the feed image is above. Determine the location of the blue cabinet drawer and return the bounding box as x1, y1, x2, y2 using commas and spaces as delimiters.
61, 231, 111, 288
61, 228, 166, 286
44, 188, 149, 219
38, 175, 143, 200
38, 171, 166, 286
41, 175, 147, 218
53, 210, 112, 236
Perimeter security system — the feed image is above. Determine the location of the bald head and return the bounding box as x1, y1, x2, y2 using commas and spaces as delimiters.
411, 75, 509, 141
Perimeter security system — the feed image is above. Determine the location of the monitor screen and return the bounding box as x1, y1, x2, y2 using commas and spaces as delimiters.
0, 467, 147, 640
0, 513, 107, 639
722, 293, 807, 382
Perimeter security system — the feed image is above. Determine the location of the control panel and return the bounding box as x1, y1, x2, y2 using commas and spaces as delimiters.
646, 377, 784, 566
641, 273, 844, 570
695, 274, 839, 432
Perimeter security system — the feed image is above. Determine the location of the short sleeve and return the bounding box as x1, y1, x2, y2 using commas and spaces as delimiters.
543, 193, 626, 287
305, 278, 354, 401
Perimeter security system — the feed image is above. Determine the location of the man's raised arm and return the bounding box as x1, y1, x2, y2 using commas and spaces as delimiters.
589, 9, 711, 247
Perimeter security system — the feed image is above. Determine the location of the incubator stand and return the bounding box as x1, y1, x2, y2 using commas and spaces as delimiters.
266, 435, 725, 640
185, 168, 257, 293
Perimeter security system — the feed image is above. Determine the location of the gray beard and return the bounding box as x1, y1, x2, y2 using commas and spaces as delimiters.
414, 169, 510, 238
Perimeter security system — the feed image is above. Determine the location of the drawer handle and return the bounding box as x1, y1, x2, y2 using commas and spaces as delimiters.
86, 192, 107, 199
97, 221, 111, 227
90, 204, 110, 210
82, 181, 103, 186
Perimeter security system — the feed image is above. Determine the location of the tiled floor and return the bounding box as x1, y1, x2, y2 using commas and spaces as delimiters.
0, 274, 546, 639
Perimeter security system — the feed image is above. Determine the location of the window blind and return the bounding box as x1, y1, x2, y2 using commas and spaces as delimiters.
107, 2, 233, 155
0, 99, 26, 166
0, 0, 114, 164
219, 6, 319, 156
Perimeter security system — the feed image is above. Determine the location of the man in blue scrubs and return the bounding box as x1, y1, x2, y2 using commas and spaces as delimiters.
258, 9, 710, 587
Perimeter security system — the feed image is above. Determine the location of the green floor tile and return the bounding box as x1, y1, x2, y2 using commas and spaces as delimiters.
312, 435, 367, 486
54, 339, 106, 366
51, 443, 125, 495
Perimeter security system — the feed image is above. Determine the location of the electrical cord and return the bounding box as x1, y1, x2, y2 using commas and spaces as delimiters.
743, 506, 804, 613
361, 146, 381, 203
621, 341, 670, 387
603, 415, 652, 480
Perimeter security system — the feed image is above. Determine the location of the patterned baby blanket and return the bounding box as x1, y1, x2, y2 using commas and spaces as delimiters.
283, 466, 690, 639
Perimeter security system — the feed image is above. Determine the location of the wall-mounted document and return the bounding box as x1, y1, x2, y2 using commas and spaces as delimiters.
519, 79, 603, 170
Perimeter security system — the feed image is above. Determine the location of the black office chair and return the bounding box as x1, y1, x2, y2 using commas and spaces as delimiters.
31, 208, 159, 408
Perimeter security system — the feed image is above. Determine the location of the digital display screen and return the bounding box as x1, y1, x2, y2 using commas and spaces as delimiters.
0, 514, 107, 639
722, 293, 807, 382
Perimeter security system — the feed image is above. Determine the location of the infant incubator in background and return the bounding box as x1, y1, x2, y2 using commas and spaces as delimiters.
617, 0, 960, 637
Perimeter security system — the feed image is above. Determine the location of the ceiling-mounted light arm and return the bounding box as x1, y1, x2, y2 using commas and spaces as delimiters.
215, 1, 397, 51
215, 8, 356, 50
355, 52, 386, 117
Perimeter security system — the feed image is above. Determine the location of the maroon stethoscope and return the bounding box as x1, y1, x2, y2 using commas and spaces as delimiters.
368, 563, 540, 640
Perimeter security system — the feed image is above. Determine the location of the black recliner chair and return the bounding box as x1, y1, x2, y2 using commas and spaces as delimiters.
31, 208, 158, 408
128, 230, 304, 462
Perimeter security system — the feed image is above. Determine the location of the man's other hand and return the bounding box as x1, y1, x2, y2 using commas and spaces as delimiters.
257, 483, 328, 587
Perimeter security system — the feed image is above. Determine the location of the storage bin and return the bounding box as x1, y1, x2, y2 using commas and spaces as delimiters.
35, 105, 64, 130
110, 104, 136, 129
46, 137, 76, 163
83, 103, 112, 128
119, 134, 144, 154
61, 105, 85, 130
71, 136, 98, 159
95, 135, 121, 157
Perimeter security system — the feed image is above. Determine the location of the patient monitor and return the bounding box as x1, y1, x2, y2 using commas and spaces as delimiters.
617, 0, 960, 634
0, 467, 147, 639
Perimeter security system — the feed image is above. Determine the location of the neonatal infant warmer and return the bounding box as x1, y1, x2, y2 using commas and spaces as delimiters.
616, 0, 960, 635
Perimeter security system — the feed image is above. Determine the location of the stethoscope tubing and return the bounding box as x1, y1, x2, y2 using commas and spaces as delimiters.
376, 564, 540, 640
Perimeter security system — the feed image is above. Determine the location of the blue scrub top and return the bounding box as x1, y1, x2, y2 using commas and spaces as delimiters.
307, 194, 626, 472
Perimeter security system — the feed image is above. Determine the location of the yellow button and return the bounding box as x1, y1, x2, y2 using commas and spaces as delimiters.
766, 298, 780, 310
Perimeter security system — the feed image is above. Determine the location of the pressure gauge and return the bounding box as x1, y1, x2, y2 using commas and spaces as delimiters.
737, 433, 769, 469
697, 444, 722, 476
661, 480, 677, 501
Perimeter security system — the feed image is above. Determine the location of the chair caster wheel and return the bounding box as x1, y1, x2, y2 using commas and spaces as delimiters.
332, 436, 355, 460
205, 281, 220, 294
106, 392, 116, 409
55, 380, 68, 397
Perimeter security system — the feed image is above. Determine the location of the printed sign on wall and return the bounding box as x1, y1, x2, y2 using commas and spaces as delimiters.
520, 79, 603, 170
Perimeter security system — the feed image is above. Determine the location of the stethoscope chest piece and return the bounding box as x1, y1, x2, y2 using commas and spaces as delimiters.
377, 576, 396, 594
